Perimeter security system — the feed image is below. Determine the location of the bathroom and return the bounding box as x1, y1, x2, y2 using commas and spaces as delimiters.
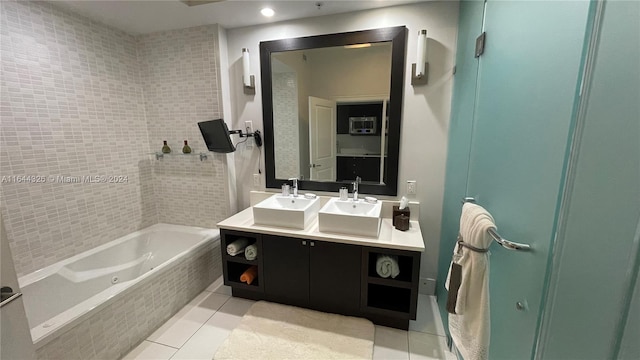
0, 0, 638, 359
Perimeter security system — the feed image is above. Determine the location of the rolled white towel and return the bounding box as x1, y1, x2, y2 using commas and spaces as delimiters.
245, 244, 258, 261
227, 238, 249, 256
376, 255, 400, 279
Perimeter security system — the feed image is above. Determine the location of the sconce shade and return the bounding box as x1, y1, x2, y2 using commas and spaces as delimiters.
242, 48, 251, 87
416, 29, 427, 77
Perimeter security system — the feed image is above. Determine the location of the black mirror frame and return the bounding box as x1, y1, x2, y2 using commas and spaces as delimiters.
260, 26, 407, 196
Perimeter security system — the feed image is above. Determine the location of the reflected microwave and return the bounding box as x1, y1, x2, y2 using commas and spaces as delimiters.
349, 116, 377, 135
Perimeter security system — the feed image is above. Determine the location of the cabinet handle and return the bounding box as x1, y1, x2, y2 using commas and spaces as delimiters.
302, 240, 307, 245
310, 241, 315, 247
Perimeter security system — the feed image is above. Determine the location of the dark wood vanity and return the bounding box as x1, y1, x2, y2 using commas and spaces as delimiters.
219, 225, 421, 330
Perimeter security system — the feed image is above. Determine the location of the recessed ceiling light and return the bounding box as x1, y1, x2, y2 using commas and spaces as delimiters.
261, 8, 275, 17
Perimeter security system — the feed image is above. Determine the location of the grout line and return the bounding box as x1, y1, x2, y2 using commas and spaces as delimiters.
167, 293, 234, 359
144, 339, 180, 350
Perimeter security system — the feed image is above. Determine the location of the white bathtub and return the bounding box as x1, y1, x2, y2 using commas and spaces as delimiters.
18, 223, 220, 348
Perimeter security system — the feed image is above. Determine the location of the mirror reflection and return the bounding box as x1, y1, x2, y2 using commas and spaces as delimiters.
271, 43, 392, 184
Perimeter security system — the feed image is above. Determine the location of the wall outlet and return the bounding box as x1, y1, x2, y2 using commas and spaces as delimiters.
253, 173, 260, 187
245, 121, 253, 149
407, 180, 417, 195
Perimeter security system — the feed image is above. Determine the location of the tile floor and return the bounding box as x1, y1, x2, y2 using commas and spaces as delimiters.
123, 277, 455, 360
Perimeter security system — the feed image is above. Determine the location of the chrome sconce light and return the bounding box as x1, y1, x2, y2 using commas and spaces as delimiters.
242, 48, 256, 94
411, 29, 428, 86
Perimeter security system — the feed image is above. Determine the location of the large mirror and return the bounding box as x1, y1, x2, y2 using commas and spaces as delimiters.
260, 26, 406, 196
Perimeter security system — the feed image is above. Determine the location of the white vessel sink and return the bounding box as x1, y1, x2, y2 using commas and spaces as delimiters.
253, 195, 320, 229
318, 198, 382, 237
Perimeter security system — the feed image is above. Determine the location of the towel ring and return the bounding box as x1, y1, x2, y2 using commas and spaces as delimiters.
461, 197, 532, 251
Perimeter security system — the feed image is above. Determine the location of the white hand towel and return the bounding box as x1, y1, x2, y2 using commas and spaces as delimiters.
227, 238, 249, 256
445, 202, 495, 360
244, 244, 258, 261
376, 255, 400, 278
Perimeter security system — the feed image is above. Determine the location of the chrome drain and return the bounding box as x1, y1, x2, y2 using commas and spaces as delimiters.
111, 276, 119, 284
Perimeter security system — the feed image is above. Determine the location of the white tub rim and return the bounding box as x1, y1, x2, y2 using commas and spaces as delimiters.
18, 223, 220, 348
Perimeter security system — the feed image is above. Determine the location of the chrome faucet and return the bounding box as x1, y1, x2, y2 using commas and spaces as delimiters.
288, 177, 298, 197
352, 176, 361, 201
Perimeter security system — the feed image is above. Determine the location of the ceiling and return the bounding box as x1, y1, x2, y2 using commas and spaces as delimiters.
54, 0, 426, 35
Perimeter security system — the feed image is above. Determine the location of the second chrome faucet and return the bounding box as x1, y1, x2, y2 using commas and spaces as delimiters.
288, 177, 298, 197
352, 176, 361, 201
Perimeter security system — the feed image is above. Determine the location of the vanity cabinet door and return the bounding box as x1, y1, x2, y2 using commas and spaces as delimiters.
309, 240, 361, 316
262, 235, 310, 307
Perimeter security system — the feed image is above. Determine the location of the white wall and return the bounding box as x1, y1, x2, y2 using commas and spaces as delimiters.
307, 44, 391, 100
225, 1, 459, 292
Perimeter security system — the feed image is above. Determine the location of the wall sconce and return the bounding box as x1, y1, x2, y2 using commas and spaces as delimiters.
411, 29, 428, 86
242, 48, 255, 94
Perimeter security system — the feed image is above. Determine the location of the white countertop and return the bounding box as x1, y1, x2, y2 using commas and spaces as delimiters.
217, 208, 425, 252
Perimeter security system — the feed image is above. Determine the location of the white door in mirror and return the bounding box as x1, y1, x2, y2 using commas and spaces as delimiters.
309, 96, 336, 181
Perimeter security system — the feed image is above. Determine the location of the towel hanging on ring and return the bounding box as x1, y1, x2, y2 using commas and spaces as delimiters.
445, 202, 495, 360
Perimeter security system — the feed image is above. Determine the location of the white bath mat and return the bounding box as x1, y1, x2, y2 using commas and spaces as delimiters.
213, 301, 374, 360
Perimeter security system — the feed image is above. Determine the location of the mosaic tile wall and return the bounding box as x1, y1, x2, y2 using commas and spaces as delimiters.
0, 2, 230, 276
137, 26, 230, 228
35, 240, 220, 360
272, 72, 300, 179
0, 0, 157, 276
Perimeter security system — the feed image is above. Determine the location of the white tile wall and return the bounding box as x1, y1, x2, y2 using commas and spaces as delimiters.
272, 71, 300, 179
137, 25, 230, 228
0, 2, 231, 275
0, 0, 155, 276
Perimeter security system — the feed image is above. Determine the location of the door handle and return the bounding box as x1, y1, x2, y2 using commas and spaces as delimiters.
302, 240, 307, 246
310, 241, 315, 247
309, 164, 323, 168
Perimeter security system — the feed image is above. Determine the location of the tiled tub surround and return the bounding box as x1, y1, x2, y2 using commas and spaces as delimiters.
0, 0, 154, 276
26, 224, 222, 360
0, 1, 231, 276
138, 25, 230, 229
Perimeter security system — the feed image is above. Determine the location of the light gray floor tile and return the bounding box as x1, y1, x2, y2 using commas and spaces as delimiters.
408, 331, 453, 360
410, 295, 447, 336
206, 276, 233, 295
145, 277, 452, 360
147, 291, 230, 348
170, 297, 255, 360
374, 325, 410, 360
123, 340, 177, 360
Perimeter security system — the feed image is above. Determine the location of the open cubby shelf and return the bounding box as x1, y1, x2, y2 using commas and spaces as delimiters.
225, 255, 258, 265
367, 252, 414, 283
367, 276, 412, 289
366, 283, 411, 314
221, 229, 263, 293
222, 231, 259, 261
226, 261, 260, 287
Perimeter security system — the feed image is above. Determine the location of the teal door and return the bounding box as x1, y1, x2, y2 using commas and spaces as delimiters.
463, 1, 590, 358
